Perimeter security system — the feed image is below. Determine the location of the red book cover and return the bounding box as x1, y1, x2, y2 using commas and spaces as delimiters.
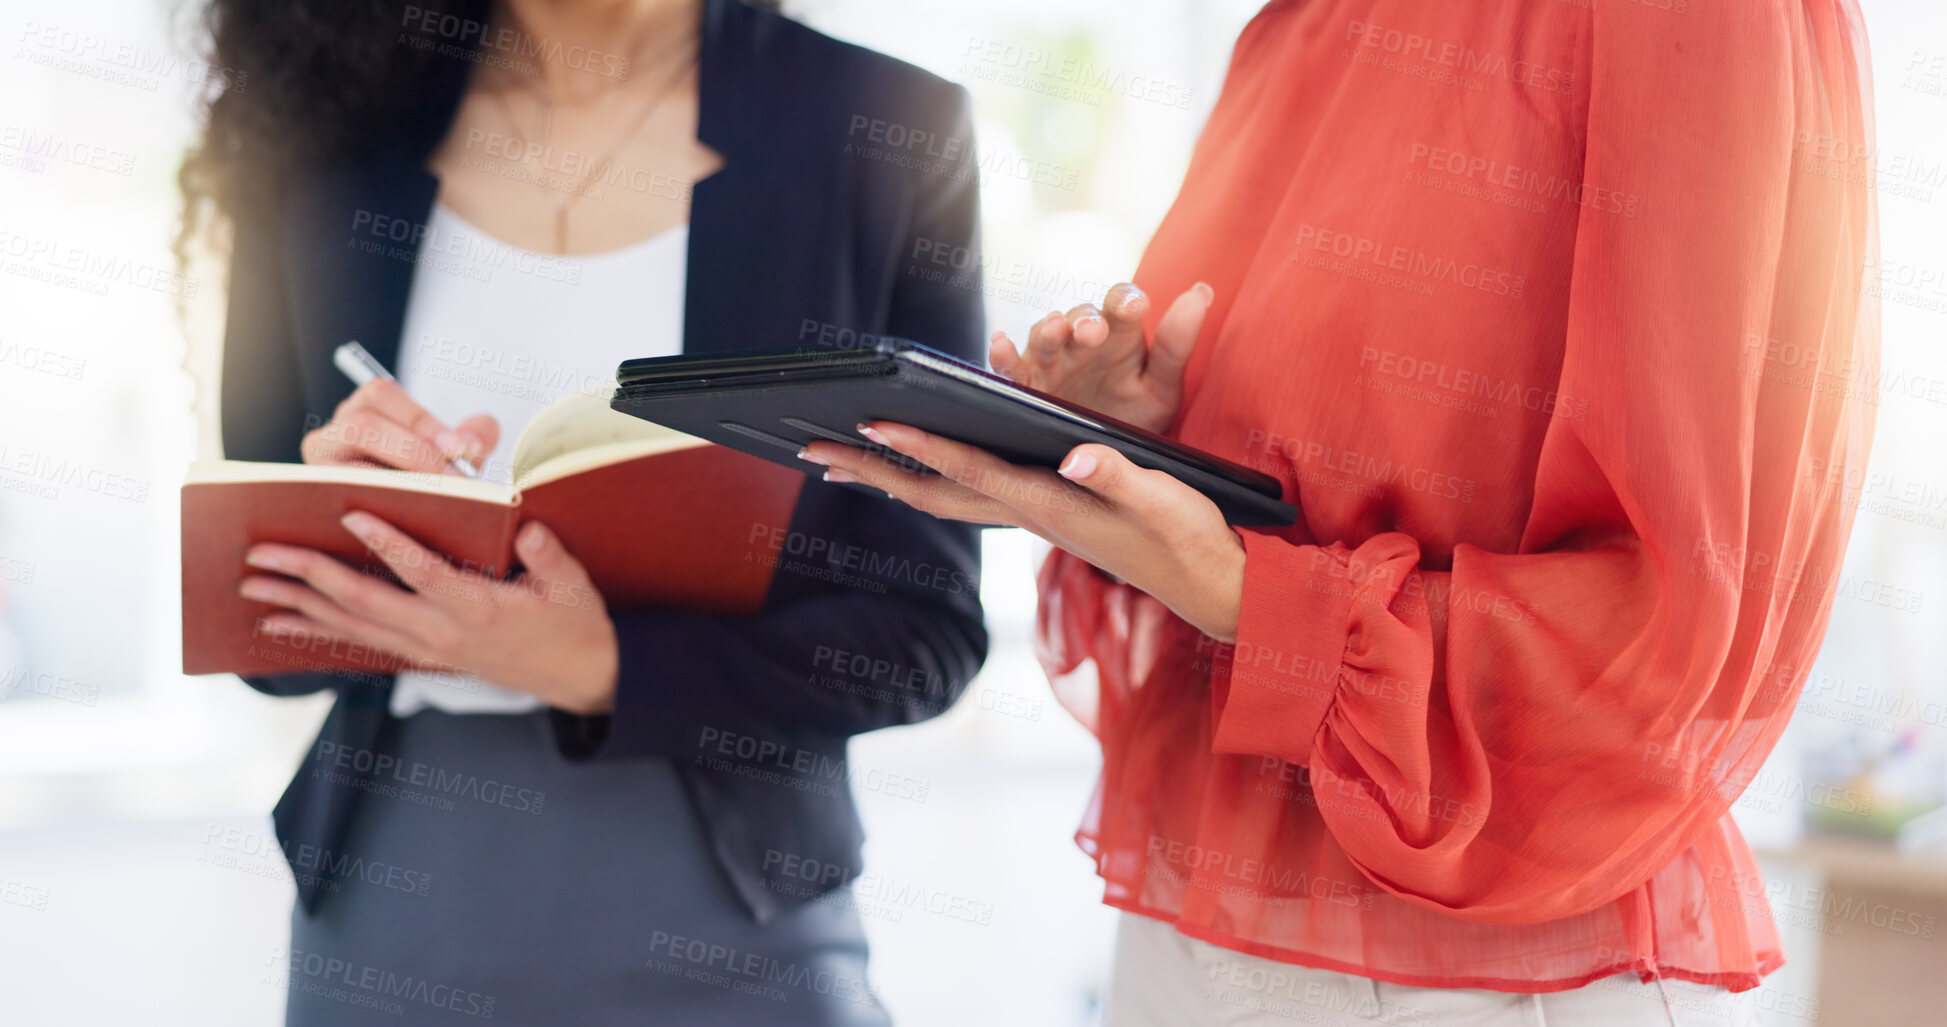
182, 397, 803, 677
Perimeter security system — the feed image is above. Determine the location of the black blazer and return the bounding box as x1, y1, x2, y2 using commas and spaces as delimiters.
221, 0, 988, 920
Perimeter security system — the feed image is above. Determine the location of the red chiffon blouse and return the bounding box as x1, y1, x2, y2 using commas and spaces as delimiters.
1037, 0, 1878, 992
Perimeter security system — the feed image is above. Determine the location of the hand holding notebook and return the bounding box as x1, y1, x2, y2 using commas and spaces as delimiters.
183, 388, 801, 695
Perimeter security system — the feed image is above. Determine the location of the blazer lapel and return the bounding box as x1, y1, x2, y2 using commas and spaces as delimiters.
683, 0, 829, 357
281, 15, 476, 418
281, 152, 442, 418
685, 0, 755, 357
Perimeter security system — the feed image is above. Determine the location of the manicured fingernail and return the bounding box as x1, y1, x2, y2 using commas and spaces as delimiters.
244, 548, 284, 571
797, 447, 829, 466
823, 470, 857, 484
460, 433, 486, 460
1075, 314, 1104, 330
434, 429, 462, 455
239, 579, 275, 601
856, 424, 887, 445
1058, 451, 1097, 480
1193, 281, 1214, 302
341, 512, 376, 540
519, 523, 547, 553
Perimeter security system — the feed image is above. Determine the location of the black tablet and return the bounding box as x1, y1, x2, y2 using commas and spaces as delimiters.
611, 339, 1298, 526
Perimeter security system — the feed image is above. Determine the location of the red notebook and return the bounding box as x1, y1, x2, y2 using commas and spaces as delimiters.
181, 392, 804, 677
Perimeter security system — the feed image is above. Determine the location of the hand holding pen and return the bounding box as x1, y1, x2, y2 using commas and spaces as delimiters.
299, 341, 497, 477
249, 341, 616, 713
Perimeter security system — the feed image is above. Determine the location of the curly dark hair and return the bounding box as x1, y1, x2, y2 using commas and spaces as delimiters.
177, 0, 473, 264
176, 0, 776, 269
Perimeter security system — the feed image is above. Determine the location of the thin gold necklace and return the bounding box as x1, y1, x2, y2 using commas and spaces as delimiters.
490, 26, 700, 254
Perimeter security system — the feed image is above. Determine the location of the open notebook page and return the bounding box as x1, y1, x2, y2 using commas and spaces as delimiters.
509, 387, 711, 490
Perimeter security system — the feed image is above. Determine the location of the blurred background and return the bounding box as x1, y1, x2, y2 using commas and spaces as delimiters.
1, 0, 1944, 1023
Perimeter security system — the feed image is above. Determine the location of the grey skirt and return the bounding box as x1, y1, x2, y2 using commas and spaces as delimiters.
281, 708, 890, 1027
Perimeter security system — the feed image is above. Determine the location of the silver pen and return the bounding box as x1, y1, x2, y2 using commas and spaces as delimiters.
332, 340, 481, 478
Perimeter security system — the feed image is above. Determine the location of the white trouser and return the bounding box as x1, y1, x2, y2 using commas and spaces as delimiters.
1104, 913, 1760, 1027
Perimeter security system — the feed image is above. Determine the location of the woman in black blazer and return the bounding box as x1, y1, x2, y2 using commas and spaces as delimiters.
181, 1, 986, 1022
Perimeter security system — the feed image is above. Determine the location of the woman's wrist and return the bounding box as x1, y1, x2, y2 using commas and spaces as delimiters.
550, 617, 620, 715
1159, 525, 1246, 643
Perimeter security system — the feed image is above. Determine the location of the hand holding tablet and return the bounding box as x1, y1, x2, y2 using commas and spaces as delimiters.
609, 332, 1295, 528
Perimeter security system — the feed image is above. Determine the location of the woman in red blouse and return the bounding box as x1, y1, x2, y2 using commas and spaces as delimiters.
807, 0, 1878, 1021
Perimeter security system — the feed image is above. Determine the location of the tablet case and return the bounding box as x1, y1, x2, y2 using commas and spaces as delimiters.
610, 339, 1298, 527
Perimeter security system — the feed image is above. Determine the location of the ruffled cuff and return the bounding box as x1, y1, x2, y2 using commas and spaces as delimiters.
1209, 532, 1418, 766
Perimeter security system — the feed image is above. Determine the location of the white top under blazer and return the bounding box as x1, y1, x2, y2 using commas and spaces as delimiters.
388, 201, 687, 716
